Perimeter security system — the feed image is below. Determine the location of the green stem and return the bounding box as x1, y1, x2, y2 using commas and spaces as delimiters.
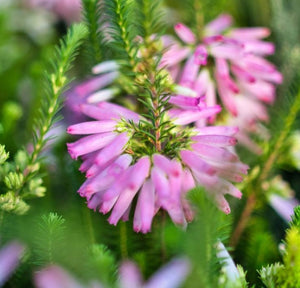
115, 0, 136, 70
231, 90, 300, 247
84, 208, 95, 245
160, 211, 166, 262
120, 221, 128, 259
193, 0, 204, 40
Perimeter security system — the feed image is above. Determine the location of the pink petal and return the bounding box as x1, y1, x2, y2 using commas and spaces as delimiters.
133, 180, 155, 233
174, 23, 196, 44
180, 150, 216, 175
119, 261, 143, 288
205, 14, 233, 35
191, 135, 237, 146
108, 156, 150, 225
67, 121, 116, 135
67, 132, 116, 159
0, 242, 24, 286
229, 27, 270, 40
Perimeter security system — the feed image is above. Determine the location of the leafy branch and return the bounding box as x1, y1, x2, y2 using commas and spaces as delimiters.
26, 23, 88, 178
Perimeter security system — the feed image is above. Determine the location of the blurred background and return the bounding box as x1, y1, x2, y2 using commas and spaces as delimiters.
1, 0, 300, 287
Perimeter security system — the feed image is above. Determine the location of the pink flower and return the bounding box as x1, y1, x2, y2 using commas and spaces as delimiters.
34, 257, 190, 288
34, 265, 104, 288
67, 99, 248, 232
0, 241, 25, 286
161, 14, 282, 152
65, 62, 119, 123
119, 257, 190, 288
26, 0, 82, 23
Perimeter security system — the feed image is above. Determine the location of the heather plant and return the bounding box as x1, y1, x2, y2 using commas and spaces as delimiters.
1, 0, 300, 287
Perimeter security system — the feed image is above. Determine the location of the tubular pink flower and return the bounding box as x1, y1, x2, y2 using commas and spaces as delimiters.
174, 23, 196, 44
67, 121, 116, 135
0, 241, 24, 287
119, 261, 143, 288
67, 76, 248, 231
119, 258, 190, 288
133, 180, 156, 233
65, 72, 119, 123
108, 156, 151, 225
229, 27, 271, 39
67, 132, 116, 160
79, 154, 132, 198
191, 135, 237, 146
85, 132, 130, 177
161, 15, 282, 153
205, 14, 233, 35
169, 105, 221, 125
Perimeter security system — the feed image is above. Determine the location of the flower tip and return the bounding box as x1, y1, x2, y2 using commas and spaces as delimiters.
66, 143, 78, 160
66, 126, 73, 134
86, 171, 94, 178
224, 207, 231, 214
236, 191, 243, 199
230, 138, 238, 145
108, 216, 118, 226
174, 23, 183, 29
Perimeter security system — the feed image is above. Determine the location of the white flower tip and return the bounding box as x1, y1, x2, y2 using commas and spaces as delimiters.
92, 61, 119, 74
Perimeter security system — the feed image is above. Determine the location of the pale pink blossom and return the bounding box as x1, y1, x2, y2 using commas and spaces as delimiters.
161, 14, 282, 153
26, 0, 81, 23
35, 257, 189, 288
119, 258, 190, 288
0, 241, 25, 286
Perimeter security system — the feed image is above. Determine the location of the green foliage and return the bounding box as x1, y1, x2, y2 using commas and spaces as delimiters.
276, 226, 300, 287
104, 0, 138, 67
30, 23, 88, 168
81, 0, 105, 66
0, 101, 22, 135
32, 212, 66, 265
219, 265, 249, 288
290, 206, 300, 228
0, 24, 88, 216
85, 244, 117, 286
4, 172, 24, 191
271, 0, 300, 93
0, 192, 29, 215
0, 145, 9, 165
135, 0, 164, 38
183, 0, 229, 37
245, 230, 279, 281
183, 187, 231, 288
259, 263, 283, 288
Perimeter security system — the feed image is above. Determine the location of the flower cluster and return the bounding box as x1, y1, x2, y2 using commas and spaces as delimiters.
161, 14, 282, 152
63, 13, 285, 233
67, 97, 248, 232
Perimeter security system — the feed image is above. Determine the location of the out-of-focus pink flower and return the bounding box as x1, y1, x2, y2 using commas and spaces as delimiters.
35, 257, 190, 288
65, 61, 120, 124
34, 265, 104, 288
269, 195, 299, 223
161, 14, 282, 153
0, 241, 25, 286
119, 257, 190, 288
26, 0, 82, 24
